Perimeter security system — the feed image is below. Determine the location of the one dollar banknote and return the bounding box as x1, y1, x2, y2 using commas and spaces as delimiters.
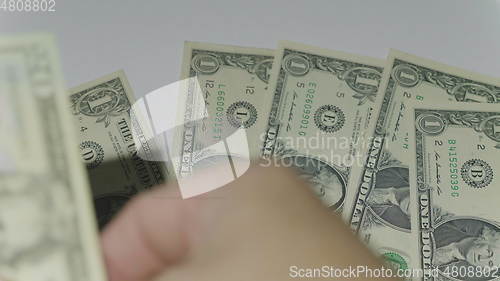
69, 71, 167, 228
409, 102, 500, 281
0, 34, 107, 281
170, 42, 274, 197
262, 41, 384, 211
344, 49, 500, 270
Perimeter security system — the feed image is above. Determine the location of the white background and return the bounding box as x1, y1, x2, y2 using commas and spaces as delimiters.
1, 0, 500, 97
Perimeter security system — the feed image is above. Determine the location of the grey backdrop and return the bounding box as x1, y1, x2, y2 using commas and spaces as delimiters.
1, 0, 499, 98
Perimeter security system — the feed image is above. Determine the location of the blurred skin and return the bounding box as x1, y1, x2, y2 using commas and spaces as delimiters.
101, 164, 401, 281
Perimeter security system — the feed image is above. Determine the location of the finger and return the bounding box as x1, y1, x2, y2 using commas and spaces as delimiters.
100, 185, 197, 281
99, 163, 285, 281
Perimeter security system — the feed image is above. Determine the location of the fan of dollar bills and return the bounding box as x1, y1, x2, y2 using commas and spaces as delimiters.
1, 34, 499, 281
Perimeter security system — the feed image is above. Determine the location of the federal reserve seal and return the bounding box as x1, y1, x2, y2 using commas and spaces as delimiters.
80, 141, 104, 169
314, 105, 345, 133
461, 159, 493, 189
226, 101, 258, 129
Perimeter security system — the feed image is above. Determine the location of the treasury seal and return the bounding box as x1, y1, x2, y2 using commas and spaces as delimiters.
314, 105, 345, 133
80, 141, 104, 169
382, 251, 408, 271
226, 101, 258, 129
461, 159, 493, 189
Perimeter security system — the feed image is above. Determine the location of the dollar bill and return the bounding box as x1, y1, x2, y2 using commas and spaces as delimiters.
173, 42, 274, 182
343, 49, 500, 270
0, 34, 107, 281
262, 41, 384, 211
409, 103, 500, 280
69, 71, 167, 228
0, 51, 45, 173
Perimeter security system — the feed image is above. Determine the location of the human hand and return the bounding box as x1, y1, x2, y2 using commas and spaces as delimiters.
101, 164, 399, 281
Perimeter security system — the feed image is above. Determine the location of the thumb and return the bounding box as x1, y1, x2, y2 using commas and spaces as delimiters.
100, 185, 198, 281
